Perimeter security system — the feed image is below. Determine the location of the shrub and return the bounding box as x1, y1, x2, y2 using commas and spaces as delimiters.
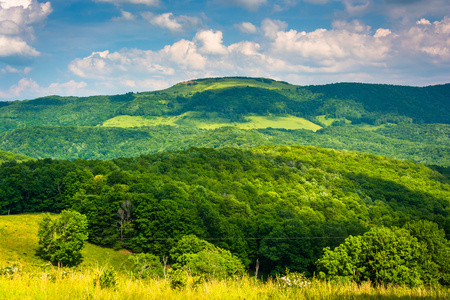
94, 268, 118, 290
128, 253, 163, 279
169, 269, 188, 289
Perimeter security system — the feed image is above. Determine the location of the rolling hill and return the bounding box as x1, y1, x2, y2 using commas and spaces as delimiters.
0, 77, 448, 165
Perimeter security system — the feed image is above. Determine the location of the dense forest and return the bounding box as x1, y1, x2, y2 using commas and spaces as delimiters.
0, 150, 32, 165
1, 145, 449, 279
0, 124, 448, 166
0, 77, 448, 166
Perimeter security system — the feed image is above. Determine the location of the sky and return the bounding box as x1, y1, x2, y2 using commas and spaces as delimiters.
0, 0, 449, 100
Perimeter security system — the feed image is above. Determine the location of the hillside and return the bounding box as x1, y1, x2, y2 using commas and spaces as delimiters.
1, 145, 449, 275
0, 124, 448, 166
0, 213, 130, 271
0, 150, 32, 165
0, 77, 448, 165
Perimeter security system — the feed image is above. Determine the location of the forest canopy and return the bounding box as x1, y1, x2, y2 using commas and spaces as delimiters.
1, 145, 449, 277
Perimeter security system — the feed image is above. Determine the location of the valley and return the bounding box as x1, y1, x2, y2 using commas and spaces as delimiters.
1, 77, 449, 298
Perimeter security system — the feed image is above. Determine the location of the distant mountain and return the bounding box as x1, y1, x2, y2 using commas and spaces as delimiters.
0, 77, 448, 165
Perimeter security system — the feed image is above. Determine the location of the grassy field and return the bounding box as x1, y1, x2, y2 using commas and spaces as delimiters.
101, 114, 322, 131
0, 214, 131, 271
1, 213, 449, 299
1, 271, 449, 300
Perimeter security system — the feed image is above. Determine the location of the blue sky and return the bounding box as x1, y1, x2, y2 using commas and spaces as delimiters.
0, 0, 449, 100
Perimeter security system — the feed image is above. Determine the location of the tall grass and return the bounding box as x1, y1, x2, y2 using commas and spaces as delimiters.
1, 269, 448, 300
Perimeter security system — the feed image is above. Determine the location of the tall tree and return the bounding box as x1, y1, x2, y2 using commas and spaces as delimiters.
37, 210, 89, 267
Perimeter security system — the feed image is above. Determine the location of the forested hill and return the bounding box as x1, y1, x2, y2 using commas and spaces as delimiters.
1, 145, 449, 275
0, 77, 448, 164
0, 78, 448, 133
0, 150, 33, 165
307, 83, 450, 124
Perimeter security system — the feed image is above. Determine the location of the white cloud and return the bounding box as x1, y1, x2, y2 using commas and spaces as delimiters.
113, 9, 135, 21
402, 17, 450, 60
96, 0, 159, 6
141, 12, 202, 33
0, 0, 51, 58
416, 18, 431, 26
0, 0, 32, 9
342, 0, 371, 15
220, 0, 267, 11
162, 39, 206, 69
67, 16, 450, 95
0, 35, 39, 56
269, 27, 391, 71
47, 80, 88, 95
332, 19, 371, 33
0, 65, 31, 74
373, 28, 391, 38
0, 78, 87, 100
261, 18, 288, 39
235, 22, 258, 34
272, 0, 297, 12
194, 30, 228, 55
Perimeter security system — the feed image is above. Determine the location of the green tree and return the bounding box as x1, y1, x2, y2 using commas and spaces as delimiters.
170, 235, 244, 279
128, 253, 163, 279
317, 226, 424, 286
404, 220, 450, 285
37, 210, 89, 267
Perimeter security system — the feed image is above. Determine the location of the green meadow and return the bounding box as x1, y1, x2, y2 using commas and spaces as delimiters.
0, 214, 130, 272
102, 113, 322, 131
1, 266, 449, 299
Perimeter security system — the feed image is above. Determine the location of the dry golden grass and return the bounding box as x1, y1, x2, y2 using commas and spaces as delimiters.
0, 271, 449, 300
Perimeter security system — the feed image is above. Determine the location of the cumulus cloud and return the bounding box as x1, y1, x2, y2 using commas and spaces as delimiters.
342, 0, 371, 15
0, 36, 39, 56
0, 78, 87, 100
269, 27, 392, 72
67, 16, 450, 94
113, 9, 135, 21
142, 12, 202, 33
235, 22, 258, 34
0, 0, 51, 58
261, 18, 288, 39
194, 30, 228, 55
332, 19, 371, 33
96, 0, 159, 6
0, 65, 31, 74
402, 17, 450, 60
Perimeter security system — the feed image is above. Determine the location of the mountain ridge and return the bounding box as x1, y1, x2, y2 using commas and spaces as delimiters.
0, 77, 448, 165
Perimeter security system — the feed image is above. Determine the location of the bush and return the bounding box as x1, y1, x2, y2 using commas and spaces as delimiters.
169, 269, 188, 289
94, 268, 118, 290
128, 253, 163, 279
170, 235, 244, 279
